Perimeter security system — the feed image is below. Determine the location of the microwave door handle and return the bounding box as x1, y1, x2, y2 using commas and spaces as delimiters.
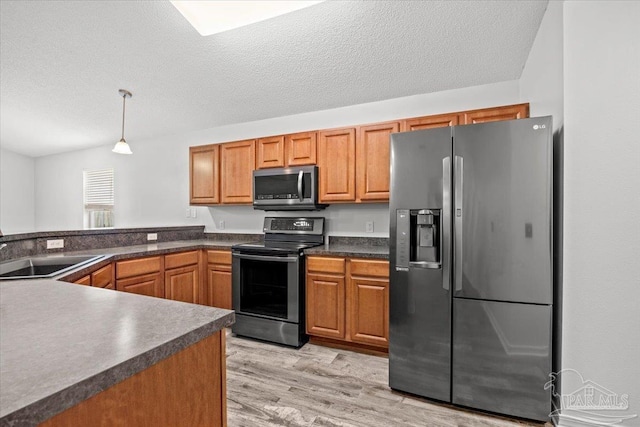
297, 170, 304, 201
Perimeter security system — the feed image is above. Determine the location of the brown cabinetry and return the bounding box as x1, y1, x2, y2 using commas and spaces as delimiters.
165, 251, 200, 304
306, 256, 389, 350
286, 131, 317, 166
256, 136, 285, 169
116, 256, 164, 298
91, 263, 115, 289
74, 275, 91, 286
459, 103, 529, 124
189, 144, 219, 204
306, 257, 346, 339
348, 259, 389, 347
206, 250, 232, 309
189, 102, 529, 206
220, 139, 256, 204
401, 112, 459, 132
356, 122, 399, 202
318, 128, 356, 203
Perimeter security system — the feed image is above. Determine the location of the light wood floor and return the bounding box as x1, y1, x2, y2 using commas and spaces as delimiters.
225, 334, 547, 427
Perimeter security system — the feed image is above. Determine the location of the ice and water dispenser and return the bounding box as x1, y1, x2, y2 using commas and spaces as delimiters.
395, 209, 441, 271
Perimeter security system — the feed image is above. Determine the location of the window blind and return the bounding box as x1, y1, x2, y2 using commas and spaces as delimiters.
83, 169, 114, 209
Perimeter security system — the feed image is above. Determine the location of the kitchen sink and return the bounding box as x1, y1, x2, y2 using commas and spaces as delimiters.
0, 255, 106, 280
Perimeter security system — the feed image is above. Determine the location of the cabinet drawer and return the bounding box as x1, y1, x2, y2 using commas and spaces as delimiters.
350, 259, 389, 278
116, 256, 162, 279
91, 264, 113, 288
307, 256, 345, 274
165, 251, 199, 269
207, 250, 231, 265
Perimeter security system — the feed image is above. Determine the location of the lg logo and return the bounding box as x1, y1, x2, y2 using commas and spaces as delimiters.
533, 124, 547, 130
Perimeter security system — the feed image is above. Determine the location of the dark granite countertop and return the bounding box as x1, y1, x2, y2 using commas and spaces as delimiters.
0, 238, 258, 283
0, 280, 234, 426
304, 236, 389, 260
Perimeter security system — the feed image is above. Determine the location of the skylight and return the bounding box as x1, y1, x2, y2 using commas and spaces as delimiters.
171, 1, 325, 36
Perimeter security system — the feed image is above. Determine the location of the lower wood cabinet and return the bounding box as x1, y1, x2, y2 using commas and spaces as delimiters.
349, 259, 389, 347
206, 250, 232, 310
116, 256, 164, 298
165, 251, 200, 304
91, 263, 114, 289
306, 256, 389, 349
74, 275, 91, 286
72, 264, 114, 289
116, 272, 164, 298
306, 256, 346, 339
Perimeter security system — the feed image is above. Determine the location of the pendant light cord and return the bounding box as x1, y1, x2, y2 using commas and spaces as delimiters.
121, 94, 126, 140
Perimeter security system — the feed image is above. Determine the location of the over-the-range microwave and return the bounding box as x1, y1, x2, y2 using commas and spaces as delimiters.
253, 165, 327, 211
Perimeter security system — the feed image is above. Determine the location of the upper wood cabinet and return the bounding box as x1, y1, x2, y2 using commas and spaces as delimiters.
285, 132, 317, 166
356, 122, 399, 202
318, 128, 356, 203
220, 139, 256, 204
256, 136, 285, 169
189, 145, 219, 205
401, 112, 459, 132
459, 103, 529, 125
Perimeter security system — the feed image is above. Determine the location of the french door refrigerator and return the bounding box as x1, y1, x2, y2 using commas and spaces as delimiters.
389, 117, 553, 422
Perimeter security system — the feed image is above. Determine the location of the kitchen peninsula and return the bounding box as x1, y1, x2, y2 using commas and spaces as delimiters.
0, 279, 234, 426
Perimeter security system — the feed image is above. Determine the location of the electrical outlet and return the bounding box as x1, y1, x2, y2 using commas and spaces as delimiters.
219, 220, 225, 230
47, 239, 64, 249
191, 208, 197, 218
365, 221, 374, 233
147, 233, 158, 241
185, 208, 191, 218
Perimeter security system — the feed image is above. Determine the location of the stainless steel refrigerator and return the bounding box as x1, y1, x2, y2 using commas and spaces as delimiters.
389, 117, 553, 422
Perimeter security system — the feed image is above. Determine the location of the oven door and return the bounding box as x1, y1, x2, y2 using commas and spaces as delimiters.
232, 251, 301, 323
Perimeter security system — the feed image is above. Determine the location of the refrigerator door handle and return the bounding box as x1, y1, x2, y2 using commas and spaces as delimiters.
442, 156, 451, 291
454, 155, 463, 292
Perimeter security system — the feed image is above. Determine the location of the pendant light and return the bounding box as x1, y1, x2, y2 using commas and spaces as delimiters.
112, 89, 133, 154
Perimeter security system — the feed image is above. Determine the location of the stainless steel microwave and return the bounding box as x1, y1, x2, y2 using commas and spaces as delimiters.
253, 165, 327, 211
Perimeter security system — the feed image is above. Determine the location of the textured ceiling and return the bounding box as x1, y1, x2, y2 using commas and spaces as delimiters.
0, 1, 548, 157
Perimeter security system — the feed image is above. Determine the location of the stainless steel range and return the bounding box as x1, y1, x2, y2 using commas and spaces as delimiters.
231, 217, 324, 347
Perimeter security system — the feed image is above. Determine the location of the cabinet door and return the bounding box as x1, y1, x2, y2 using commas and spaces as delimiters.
207, 266, 232, 309
75, 275, 91, 286
306, 273, 345, 339
459, 103, 529, 124
117, 272, 164, 298
317, 128, 356, 202
189, 145, 219, 204
165, 265, 199, 304
356, 122, 399, 202
285, 132, 317, 166
91, 263, 114, 289
220, 139, 256, 204
256, 136, 285, 169
349, 276, 389, 347
401, 113, 459, 132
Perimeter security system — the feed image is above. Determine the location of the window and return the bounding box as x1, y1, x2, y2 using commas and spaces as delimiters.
83, 168, 114, 229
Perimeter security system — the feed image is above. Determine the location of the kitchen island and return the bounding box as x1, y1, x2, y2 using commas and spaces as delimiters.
0, 279, 234, 426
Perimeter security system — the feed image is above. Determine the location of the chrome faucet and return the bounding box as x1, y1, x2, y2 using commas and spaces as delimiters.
0, 244, 6, 250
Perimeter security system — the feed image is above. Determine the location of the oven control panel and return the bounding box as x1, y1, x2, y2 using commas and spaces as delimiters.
263, 217, 324, 235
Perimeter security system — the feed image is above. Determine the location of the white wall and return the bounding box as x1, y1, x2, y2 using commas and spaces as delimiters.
560, 2, 640, 426
520, 0, 564, 128
34, 80, 520, 235
0, 148, 35, 234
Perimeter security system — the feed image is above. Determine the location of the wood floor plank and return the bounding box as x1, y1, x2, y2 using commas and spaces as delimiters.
226, 334, 547, 427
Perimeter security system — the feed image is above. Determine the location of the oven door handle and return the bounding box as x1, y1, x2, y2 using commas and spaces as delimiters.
233, 253, 299, 263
